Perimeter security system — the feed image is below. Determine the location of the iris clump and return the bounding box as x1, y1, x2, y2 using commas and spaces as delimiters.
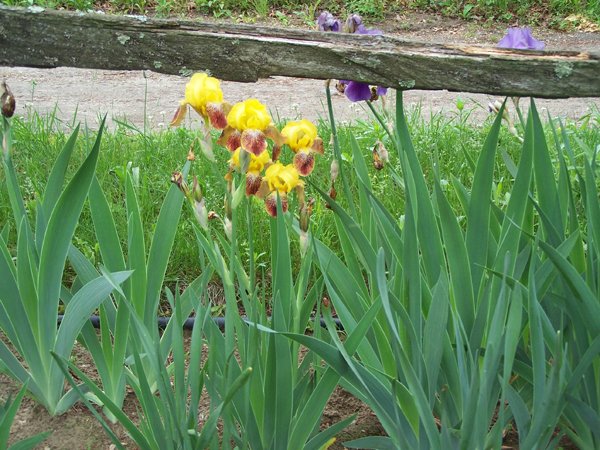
497, 27, 545, 50
316, 11, 340, 32
171, 72, 324, 218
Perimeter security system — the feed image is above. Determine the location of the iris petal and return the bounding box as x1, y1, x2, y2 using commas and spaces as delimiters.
294, 151, 315, 176
345, 81, 372, 102
170, 101, 188, 127
265, 193, 288, 217
498, 27, 545, 50
241, 129, 267, 156
228, 130, 241, 151
206, 102, 228, 129
356, 25, 383, 35
246, 173, 262, 196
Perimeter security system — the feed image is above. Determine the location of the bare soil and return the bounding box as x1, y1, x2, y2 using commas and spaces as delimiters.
1, 9, 598, 449
1, 331, 383, 450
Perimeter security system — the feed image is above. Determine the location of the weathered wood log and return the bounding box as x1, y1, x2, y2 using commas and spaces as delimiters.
0, 5, 598, 98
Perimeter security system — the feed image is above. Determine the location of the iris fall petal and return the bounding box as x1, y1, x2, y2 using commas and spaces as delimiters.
294, 151, 315, 176
497, 27, 545, 50
345, 81, 372, 102
241, 129, 268, 156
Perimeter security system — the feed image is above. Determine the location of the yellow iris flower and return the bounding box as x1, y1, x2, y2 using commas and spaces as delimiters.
224, 99, 275, 156
227, 99, 272, 131
170, 72, 228, 131
230, 148, 271, 174
281, 119, 318, 152
280, 118, 323, 176
184, 73, 224, 117
264, 162, 301, 194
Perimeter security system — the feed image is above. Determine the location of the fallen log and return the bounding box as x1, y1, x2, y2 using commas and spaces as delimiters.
0, 5, 598, 98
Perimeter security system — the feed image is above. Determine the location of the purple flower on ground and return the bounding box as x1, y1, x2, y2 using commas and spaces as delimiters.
497, 27, 545, 50
317, 11, 341, 32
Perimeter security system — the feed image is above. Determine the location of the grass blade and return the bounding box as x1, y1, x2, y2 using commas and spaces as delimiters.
394, 91, 444, 285
125, 172, 148, 318
464, 101, 503, 296
433, 178, 473, 331
40, 125, 80, 219
144, 160, 190, 326
37, 118, 104, 359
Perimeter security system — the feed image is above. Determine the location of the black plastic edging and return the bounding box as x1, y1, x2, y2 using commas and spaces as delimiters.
56, 315, 344, 330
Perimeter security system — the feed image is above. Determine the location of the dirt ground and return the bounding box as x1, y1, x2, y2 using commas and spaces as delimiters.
0, 11, 599, 131
1, 331, 384, 450
0, 9, 598, 449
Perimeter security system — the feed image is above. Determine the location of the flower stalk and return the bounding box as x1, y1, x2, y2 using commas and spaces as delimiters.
325, 82, 356, 217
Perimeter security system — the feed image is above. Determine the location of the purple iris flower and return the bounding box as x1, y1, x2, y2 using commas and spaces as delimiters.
317, 11, 341, 32
318, 12, 388, 102
497, 27, 545, 50
339, 81, 388, 102
344, 13, 383, 35
344, 14, 363, 33
376, 86, 388, 96
344, 81, 372, 102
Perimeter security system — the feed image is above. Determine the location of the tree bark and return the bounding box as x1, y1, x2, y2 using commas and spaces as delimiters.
0, 5, 598, 98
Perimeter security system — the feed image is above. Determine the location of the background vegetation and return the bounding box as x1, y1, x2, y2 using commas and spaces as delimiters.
1, 104, 598, 297
0, 0, 598, 27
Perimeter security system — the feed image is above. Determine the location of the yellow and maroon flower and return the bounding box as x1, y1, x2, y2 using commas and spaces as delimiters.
226, 99, 274, 156
229, 148, 271, 196
281, 119, 324, 176
170, 72, 229, 129
262, 162, 303, 216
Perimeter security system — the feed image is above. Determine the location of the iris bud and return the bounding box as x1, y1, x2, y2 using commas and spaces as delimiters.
330, 159, 339, 184
1, 81, 15, 118
171, 171, 189, 197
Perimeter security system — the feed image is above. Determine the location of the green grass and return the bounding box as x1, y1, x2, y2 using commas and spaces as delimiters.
412, 0, 600, 24
0, 0, 597, 26
1, 104, 598, 290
